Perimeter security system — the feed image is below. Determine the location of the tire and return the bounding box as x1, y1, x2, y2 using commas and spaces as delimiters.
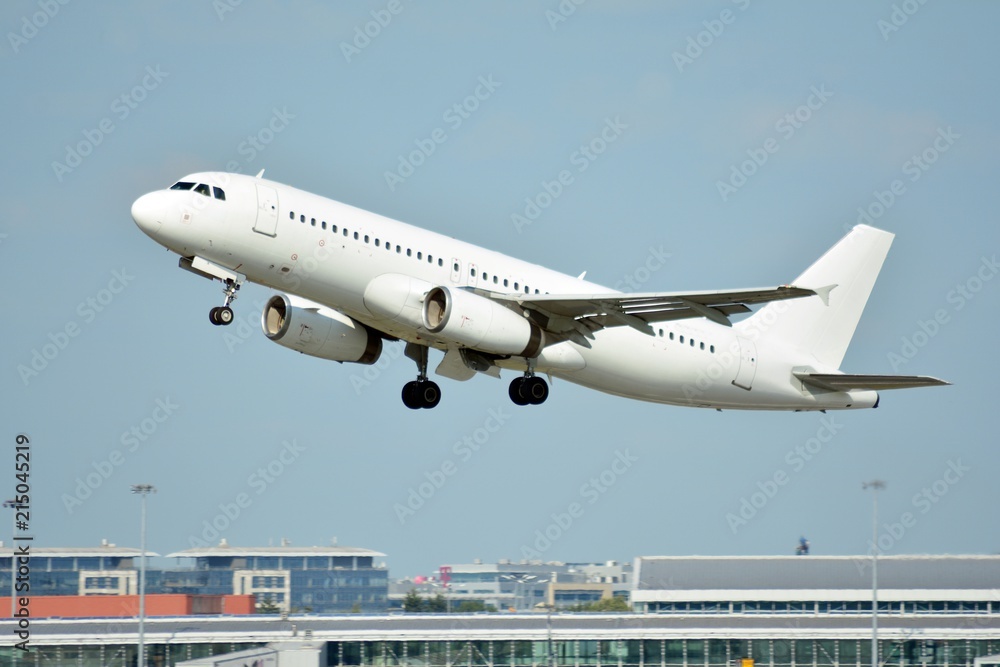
420, 381, 441, 409
218, 306, 234, 325
525, 376, 549, 405
402, 381, 420, 409
509, 377, 529, 406
209, 307, 221, 325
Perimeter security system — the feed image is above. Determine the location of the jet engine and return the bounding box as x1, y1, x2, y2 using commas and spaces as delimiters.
422, 286, 545, 358
261, 294, 382, 364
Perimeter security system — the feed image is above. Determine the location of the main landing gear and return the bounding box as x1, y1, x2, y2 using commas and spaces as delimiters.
509, 358, 548, 406
402, 343, 441, 410
209, 278, 241, 326
509, 375, 549, 405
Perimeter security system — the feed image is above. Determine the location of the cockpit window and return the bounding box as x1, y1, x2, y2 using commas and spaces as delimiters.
170, 181, 195, 191
193, 183, 211, 197
213, 186, 226, 201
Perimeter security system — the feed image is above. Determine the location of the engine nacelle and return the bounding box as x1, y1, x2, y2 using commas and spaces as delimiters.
422, 286, 545, 358
261, 294, 382, 365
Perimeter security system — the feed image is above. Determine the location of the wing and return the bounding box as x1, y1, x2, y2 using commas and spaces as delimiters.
795, 373, 951, 391
492, 285, 816, 344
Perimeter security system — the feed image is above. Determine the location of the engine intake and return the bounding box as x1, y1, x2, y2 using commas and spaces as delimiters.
422, 286, 545, 358
262, 294, 382, 365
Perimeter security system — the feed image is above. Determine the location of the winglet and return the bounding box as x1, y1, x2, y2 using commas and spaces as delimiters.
255, 169, 266, 179
813, 284, 837, 306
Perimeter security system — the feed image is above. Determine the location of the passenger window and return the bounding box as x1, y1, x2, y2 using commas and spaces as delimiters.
690, 339, 695, 347
483, 273, 488, 281
322, 221, 327, 230
453, 262, 459, 272
364, 235, 369, 243
343, 228, 348, 237
289, 211, 295, 220
396, 245, 401, 253
354, 232, 359, 240
375, 239, 380, 247
406, 249, 411, 257
514, 282, 519, 290
194, 183, 211, 197
471, 269, 477, 277
170, 181, 195, 191
710, 345, 715, 353
669, 332, 674, 341
700, 342, 705, 350
493, 276, 498, 284
503, 279, 508, 287
300, 215, 305, 223
311, 218, 316, 227
680, 335, 685, 344
213, 187, 226, 200
438, 258, 443, 267
417, 252, 422, 260
332, 225, 338, 233
524, 286, 530, 293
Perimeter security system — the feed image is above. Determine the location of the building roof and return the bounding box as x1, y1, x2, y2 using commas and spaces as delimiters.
0, 546, 155, 558
635, 555, 1000, 591
165, 545, 385, 558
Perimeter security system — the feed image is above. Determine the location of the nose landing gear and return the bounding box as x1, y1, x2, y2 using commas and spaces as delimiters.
209, 278, 241, 326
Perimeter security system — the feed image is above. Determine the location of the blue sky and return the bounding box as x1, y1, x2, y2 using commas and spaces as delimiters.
2, 1, 997, 578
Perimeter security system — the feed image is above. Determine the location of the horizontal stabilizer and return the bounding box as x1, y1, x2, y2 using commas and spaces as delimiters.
795, 372, 951, 392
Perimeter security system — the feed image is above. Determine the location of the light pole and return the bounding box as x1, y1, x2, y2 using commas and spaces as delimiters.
501, 573, 538, 611
863, 480, 886, 667
131, 484, 156, 667
3, 500, 15, 616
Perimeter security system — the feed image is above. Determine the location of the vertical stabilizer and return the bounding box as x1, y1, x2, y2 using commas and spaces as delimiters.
739, 225, 894, 369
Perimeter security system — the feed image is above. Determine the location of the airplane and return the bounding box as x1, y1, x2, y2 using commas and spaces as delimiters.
130, 170, 948, 410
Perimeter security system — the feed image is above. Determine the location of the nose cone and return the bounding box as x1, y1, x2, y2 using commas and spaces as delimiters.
131, 192, 163, 237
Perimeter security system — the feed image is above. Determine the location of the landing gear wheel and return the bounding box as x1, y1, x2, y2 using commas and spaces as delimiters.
509, 377, 530, 406
418, 381, 441, 409
524, 376, 549, 405
402, 381, 421, 410
209, 306, 234, 326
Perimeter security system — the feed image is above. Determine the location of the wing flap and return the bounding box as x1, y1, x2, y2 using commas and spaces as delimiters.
795, 372, 951, 392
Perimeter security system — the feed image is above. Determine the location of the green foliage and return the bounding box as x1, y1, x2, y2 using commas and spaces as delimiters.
256, 598, 281, 614
565, 596, 631, 612
456, 600, 497, 613
403, 589, 424, 612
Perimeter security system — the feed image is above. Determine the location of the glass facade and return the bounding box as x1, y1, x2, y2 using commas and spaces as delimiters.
322, 639, 1000, 667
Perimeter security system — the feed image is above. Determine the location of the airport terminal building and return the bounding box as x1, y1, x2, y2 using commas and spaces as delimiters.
3, 555, 999, 667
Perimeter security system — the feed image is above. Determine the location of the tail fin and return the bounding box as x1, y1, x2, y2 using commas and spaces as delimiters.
740, 225, 894, 369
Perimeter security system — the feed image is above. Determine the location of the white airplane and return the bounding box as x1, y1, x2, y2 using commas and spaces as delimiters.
131, 171, 948, 410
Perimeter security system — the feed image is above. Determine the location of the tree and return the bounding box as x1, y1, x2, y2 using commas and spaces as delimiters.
566, 597, 631, 612
403, 589, 424, 612
456, 600, 497, 613
425, 593, 448, 612
350, 602, 362, 613
256, 598, 281, 614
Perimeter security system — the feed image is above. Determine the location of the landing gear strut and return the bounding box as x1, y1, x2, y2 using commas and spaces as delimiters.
209, 278, 241, 326
402, 343, 441, 409
509, 360, 548, 406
